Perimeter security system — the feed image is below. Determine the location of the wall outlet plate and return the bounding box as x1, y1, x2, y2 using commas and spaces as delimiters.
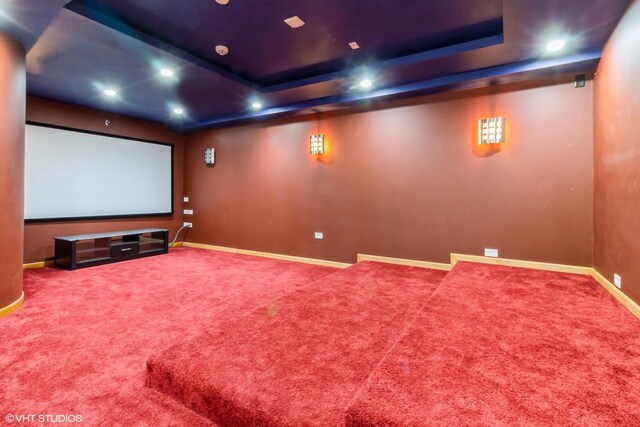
614, 274, 622, 289
183, 196, 189, 202
484, 248, 499, 258
183, 222, 192, 228
183, 209, 193, 215
314, 232, 323, 240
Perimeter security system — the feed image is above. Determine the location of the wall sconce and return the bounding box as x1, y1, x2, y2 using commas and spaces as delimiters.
310, 134, 325, 154
478, 117, 506, 144
204, 147, 215, 165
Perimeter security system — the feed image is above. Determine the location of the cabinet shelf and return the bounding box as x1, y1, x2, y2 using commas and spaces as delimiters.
76, 257, 112, 265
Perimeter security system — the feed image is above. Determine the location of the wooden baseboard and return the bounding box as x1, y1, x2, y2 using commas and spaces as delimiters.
169, 241, 183, 248
591, 268, 640, 320
23, 260, 54, 269
182, 242, 351, 269
450, 253, 592, 276
357, 253, 591, 276
357, 253, 451, 271
0, 292, 24, 318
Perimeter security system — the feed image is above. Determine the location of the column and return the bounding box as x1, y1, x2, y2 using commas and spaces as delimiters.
0, 31, 25, 316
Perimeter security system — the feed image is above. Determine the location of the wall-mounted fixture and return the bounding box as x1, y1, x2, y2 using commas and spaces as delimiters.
204, 147, 215, 165
478, 117, 506, 144
310, 134, 325, 154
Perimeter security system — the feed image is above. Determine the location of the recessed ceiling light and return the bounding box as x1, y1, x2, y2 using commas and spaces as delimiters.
546, 39, 566, 52
349, 42, 360, 50
251, 102, 262, 110
103, 88, 117, 97
215, 0, 229, 4
160, 68, 174, 77
360, 78, 372, 89
215, 45, 229, 56
173, 107, 185, 115
284, 16, 305, 28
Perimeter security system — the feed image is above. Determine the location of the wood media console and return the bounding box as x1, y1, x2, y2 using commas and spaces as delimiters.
54, 228, 169, 270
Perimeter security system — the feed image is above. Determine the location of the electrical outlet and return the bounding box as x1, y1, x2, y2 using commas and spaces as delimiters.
183, 196, 189, 202
484, 248, 499, 258
183, 222, 192, 228
183, 209, 193, 215
314, 232, 324, 240
614, 274, 622, 289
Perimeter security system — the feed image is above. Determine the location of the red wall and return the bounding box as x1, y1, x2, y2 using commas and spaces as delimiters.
184, 78, 594, 265
594, 0, 640, 305
0, 33, 25, 309
23, 97, 184, 264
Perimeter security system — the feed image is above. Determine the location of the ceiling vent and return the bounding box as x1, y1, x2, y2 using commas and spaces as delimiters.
284, 16, 305, 28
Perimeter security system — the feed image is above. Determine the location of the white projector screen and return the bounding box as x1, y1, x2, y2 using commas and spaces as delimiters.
25, 123, 173, 222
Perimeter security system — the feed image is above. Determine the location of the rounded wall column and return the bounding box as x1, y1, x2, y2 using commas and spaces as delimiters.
0, 32, 26, 316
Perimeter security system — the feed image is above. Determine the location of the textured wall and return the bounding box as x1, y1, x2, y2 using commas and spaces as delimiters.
23, 97, 184, 264
594, 0, 640, 304
183, 78, 594, 265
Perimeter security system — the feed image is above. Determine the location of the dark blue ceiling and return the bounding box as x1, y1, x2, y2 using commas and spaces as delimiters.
0, 0, 631, 131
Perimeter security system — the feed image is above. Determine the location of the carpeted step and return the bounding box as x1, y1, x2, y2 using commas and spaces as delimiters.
345, 262, 640, 426
146, 261, 447, 426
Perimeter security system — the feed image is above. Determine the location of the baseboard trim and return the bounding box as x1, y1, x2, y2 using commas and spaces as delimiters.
0, 292, 24, 318
357, 253, 451, 271
23, 260, 54, 269
591, 268, 640, 320
182, 242, 351, 269
450, 253, 592, 276
169, 241, 184, 248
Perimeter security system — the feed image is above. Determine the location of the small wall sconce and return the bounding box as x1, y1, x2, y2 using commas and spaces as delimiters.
478, 117, 506, 144
310, 134, 325, 154
204, 147, 215, 165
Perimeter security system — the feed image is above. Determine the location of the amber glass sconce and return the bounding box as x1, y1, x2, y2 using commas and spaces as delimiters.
478, 117, 506, 144
310, 134, 325, 154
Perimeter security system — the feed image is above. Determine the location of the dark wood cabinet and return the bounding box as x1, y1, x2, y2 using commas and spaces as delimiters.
54, 228, 169, 270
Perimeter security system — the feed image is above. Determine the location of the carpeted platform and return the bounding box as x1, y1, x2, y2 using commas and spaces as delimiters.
346, 262, 640, 426
1, 247, 336, 426
146, 261, 447, 426
7, 250, 639, 426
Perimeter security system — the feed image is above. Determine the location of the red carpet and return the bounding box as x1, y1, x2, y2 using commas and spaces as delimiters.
346, 262, 640, 426
145, 261, 447, 426
0, 247, 335, 426
5, 251, 640, 426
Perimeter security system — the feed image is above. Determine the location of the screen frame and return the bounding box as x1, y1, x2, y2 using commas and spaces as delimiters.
24, 121, 174, 224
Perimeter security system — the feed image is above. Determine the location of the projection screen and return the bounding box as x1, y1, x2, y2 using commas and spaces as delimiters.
25, 123, 173, 222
